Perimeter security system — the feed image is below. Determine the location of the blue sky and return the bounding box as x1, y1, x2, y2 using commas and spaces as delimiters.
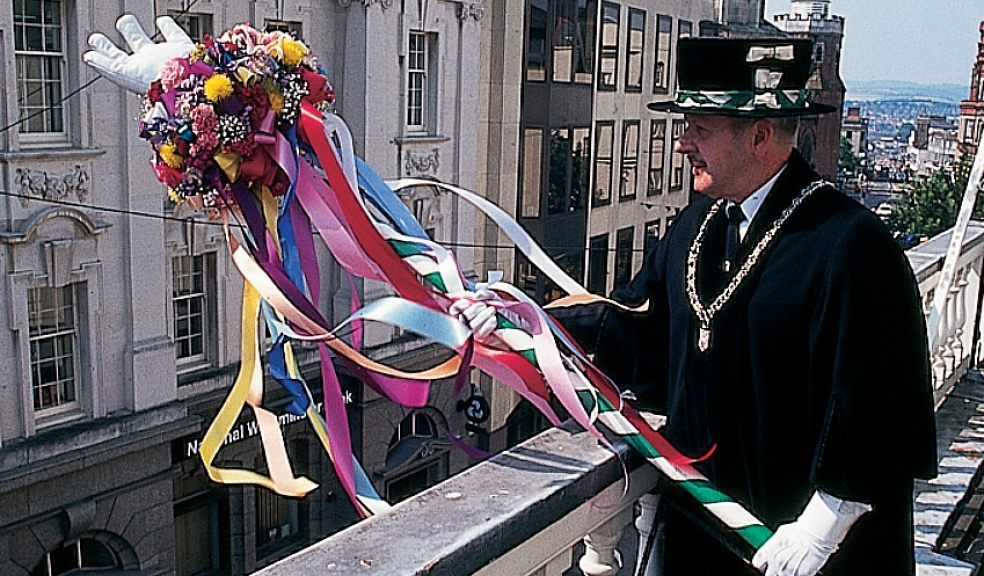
765, 0, 981, 86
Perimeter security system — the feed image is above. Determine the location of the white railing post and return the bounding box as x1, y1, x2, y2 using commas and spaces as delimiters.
580, 507, 633, 576
633, 494, 661, 576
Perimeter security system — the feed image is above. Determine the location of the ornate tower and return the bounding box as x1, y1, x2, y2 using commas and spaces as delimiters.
774, 0, 846, 180
958, 22, 984, 163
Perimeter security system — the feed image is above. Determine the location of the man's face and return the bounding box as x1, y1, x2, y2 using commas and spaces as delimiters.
675, 114, 754, 201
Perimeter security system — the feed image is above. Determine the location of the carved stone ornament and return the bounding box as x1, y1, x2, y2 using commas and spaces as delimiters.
458, 2, 486, 21
404, 148, 440, 176
337, 0, 393, 10
15, 165, 91, 207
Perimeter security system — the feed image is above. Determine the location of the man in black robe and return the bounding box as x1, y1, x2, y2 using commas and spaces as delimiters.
458, 37, 938, 576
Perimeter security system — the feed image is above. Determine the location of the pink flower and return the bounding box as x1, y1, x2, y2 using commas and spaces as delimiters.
191, 104, 218, 133
159, 59, 188, 92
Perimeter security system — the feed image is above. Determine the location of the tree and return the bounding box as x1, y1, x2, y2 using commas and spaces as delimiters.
887, 160, 977, 248
839, 136, 860, 174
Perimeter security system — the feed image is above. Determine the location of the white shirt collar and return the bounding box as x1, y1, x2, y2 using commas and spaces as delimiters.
728, 163, 787, 240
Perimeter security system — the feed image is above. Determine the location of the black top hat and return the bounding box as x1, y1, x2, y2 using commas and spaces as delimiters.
647, 37, 836, 117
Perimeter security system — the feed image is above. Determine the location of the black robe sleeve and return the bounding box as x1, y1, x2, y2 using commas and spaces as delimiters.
549, 224, 674, 411
809, 211, 938, 502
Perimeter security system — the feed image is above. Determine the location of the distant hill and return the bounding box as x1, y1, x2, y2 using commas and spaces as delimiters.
845, 80, 968, 104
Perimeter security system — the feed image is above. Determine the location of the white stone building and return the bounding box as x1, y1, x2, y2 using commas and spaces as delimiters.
0, 1, 490, 574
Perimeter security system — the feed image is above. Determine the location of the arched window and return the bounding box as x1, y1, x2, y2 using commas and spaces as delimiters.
30, 538, 118, 576
390, 412, 437, 447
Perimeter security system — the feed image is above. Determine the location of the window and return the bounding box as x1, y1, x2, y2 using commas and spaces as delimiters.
625, 8, 645, 91
573, 0, 596, 83
527, 0, 547, 81
614, 227, 635, 288
644, 220, 661, 255
648, 119, 666, 196
396, 412, 435, 441
548, 128, 572, 214
516, 252, 541, 299
29, 285, 78, 414
598, 3, 620, 90
670, 119, 686, 191
175, 499, 220, 576
385, 412, 447, 501
679, 20, 692, 39
570, 127, 590, 212
264, 19, 303, 35
552, 0, 573, 82
813, 42, 824, 65
173, 254, 214, 367
593, 121, 615, 206
619, 121, 640, 201
653, 15, 672, 93
255, 441, 306, 556
588, 234, 609, 295
407, 31, 428, 129
551, 0, 596, 83
168, 11, 214, 40
30, 539, 118, 576
521, 128, 544, 218
965, 119, 976, 144
14, 0, 67, 138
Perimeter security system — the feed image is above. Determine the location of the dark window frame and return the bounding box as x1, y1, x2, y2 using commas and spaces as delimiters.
624, 8, 646, 92
614, 226, 635, 288
592, 121, 615, 207
619, 120, 640, 201
598, 2, 620, 91
647, 118, 666, 196
587, 233, 610, 294
653, 15, 672, 94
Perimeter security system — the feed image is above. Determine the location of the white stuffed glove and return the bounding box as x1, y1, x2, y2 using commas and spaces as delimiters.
449, 288, 500, 341
83, 15, 194, 94
752, 491, 871, 576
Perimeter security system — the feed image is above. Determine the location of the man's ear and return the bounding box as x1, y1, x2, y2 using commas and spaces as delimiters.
751, 119, 774, 153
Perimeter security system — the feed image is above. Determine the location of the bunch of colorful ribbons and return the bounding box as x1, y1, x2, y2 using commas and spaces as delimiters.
187, 96, 773, 557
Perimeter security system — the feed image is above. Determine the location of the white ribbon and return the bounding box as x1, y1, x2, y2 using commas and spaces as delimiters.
746, 44, 795, 62
754, 68, 784, 91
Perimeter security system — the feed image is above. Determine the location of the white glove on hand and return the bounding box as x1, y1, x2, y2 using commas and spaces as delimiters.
448, 289, 500, 341
752, 491, 871, 576
83, 15, 194, 94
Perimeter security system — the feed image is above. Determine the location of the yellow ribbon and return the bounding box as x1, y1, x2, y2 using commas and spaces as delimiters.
214, 151, 242, 183
198, 281, 319, 497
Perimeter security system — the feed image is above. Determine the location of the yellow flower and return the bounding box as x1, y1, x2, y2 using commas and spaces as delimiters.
159, 142, 184, 169
281, 37, 309, 67
167, 188, 183, 204
204, 74, 234, 102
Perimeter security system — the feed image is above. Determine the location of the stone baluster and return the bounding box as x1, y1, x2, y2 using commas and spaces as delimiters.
941, 279, 957, 379
927, 289, 947, 390
952, 268, 969, 364
580, 506, 634, 576
633, 494, 661, 576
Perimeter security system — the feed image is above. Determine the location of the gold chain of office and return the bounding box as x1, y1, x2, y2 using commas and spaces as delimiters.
686, 179, 831, 352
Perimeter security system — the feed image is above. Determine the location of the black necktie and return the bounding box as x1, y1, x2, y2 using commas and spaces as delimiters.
724, 205, 745, 272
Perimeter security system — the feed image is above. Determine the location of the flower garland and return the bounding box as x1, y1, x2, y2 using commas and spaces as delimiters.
139, 23, 335, 207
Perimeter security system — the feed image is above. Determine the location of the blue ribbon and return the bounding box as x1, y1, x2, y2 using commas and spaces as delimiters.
357, 157, 429, 239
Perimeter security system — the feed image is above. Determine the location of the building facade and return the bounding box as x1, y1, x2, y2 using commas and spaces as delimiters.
958, 22, 984, 164
0, 1, 500, 575
585, 0, 711, 296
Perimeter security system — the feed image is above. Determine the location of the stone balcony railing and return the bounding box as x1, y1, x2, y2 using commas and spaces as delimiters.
256, 222, 984, 576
